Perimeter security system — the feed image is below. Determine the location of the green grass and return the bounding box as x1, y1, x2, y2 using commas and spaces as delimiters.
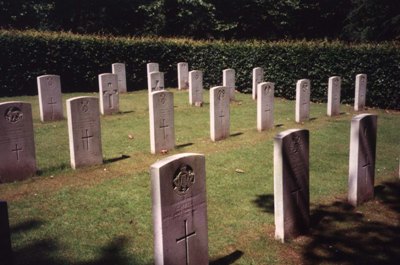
1, 89, 399, 265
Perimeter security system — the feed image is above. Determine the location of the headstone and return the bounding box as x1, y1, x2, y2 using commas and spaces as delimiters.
99, 73, 119, 115
189, 70, 203, 106
252, 67, 264, 100
149, 72, 165, 93
67, 96, 103, 169
274, 129, 310, 242
37, 74, 63, 122
112, 63, 127, 93
150, 91, 175, 154
223, 69, 235, 101
150, 153, 208, 265
210, 86, 230, 141
257, 82, 274, 131
147, 63, 160, 91
354, 74, 367, 111
327, 76, 341, 117
178, 62, 189, 90
295, 79, 311, 123
348, 114, 377, 206
0, 201, 12, 265
0, 101, 36, 183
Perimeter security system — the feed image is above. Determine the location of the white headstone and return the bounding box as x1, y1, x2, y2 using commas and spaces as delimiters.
210, 86, 230, 141
223, 69, 235, 101
147, 63, 160, 91
295, 79, 311, 123
178, 62, 189, 90
37, 74, 63, 122
252, 67, 264, 100
0, 102, 36, 183
150, 90, 175, 154
150, 153, 208, 265
354, 74, 367, 111
274, 129, 310, 242
189, 70, 203, 106
348, 113, 377, 206
327, 76, 341, 117
112, 63, 127, 93
99, 73, 119, 115
149, 72, 165, 93
257, 82, 274, 131
67, 97, 103, 169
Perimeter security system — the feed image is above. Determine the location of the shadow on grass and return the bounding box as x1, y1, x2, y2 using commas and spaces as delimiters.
176, 142, 194, 149
210, 250, 244, 265
275, 124, 284, 128
119, 110, 135, 115
103, 155, 130, 164
36, 163, 69, 176
303, 180, 400, 265
11, 219, 149, 265
252, 194, 274, 213
230, 132, 243, 137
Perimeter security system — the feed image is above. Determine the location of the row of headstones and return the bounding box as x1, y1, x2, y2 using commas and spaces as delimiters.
0, 113, 375, 264
37, 63, 127, 122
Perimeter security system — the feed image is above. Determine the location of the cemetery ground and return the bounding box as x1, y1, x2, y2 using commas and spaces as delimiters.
1, 89, 399, 265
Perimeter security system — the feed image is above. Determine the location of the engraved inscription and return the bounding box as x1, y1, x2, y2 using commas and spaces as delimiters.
173, 165, 195, 195
5, 107, 23, 123
176, 219, 196, 265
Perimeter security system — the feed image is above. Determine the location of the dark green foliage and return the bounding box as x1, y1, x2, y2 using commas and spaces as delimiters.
0, 30, 399, 109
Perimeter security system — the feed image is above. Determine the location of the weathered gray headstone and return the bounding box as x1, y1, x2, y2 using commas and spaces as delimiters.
210, 86, 230, 141
252, 67, 264, 100
274, 129, 309, 242
37, 74, 63, 122
257, 82, 274, 131
150, 153, 208, 265
295, 79, 311, 123
99, 73, 119, 115
348, 114, 377, 206
354, 74, 367, 111
150, 91, 175, 154
0, 102, 36, 183
149, 72, 165, 93
189, 70, 203, 106
147, 63, 160, 91
0, 201, 12, 265
327, 76, 341, 117
223, 69, 235, 101
112, 63, 127, 93
67, 97, 103, 169
178, 62, 189, 90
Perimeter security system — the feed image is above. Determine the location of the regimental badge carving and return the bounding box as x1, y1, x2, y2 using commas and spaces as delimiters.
81, 100, 89, 113
290, 134, 302, 154
217, 89, 225, 100
194, 72, 200, 80
360, 75, 366, 85
302, 82, 308, 92
47, 77, 53, 87
160, 93, 166, 104
173, 165, 195, 195
5, 106, 23, 123
333, 77, 339, 88
265, 84, 272, 95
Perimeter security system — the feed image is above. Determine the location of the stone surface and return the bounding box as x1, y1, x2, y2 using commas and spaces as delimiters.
67, 96, 103, 169
348, 114, 377, 206
112, 63, 127, 93
149, 72, 165, 93
0, 201, 12, 265
178, 62, 189, 90
274, 129, 310, 242
150, 91, 175, 154
327, 76, 341, 116
257, 82, 274, 131
223, 69, 235, 101
210, 86, 230, 141
252, 67, 264, 100
189, 70, 203, 105
98, 73, 119, 115
147, 63, 160, 91
295, 79, 311, 123
37, 74, 63, 122
150, 153, 208, 265
0, 101, 36, 183
354, 74, 367, 111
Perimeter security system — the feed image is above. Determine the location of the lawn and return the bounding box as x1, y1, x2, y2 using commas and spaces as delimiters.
1, 89, 399, 265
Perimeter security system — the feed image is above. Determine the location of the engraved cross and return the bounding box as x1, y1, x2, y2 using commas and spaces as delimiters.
159, 118, 169, 140
12, 144, 23, 161
81, 129, 93, 150
48, 97, 57, 119
176, 219, 196, 265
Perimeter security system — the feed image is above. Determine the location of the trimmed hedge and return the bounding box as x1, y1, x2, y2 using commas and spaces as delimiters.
0, 30, 399, 109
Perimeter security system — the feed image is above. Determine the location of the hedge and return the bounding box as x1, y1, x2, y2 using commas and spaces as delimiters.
0, 30, 399, 109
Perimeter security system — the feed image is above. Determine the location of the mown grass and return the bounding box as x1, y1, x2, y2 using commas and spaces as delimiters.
0, 89, 399, 265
